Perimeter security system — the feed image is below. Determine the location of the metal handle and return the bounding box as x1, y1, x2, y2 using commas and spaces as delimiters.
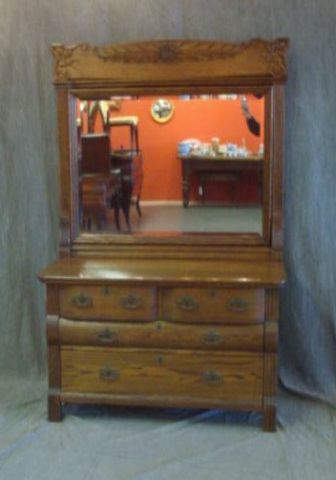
97, 328, 119, 344
202, 371, 222, 385
176, 295, 199, 312
102, 286, 112, 295
120, 293, 143, 310
226, 298, 248, 313
99, 367, 120, 381
202, 331, 222, 345
71, 293, 93, 309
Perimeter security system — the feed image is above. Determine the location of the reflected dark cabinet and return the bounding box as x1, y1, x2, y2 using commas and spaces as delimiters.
79, 133, 121, 230
39, 39, 288, 431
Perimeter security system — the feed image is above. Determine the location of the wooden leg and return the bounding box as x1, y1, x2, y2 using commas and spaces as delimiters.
263, 348, 278, 432
48, 394, 63, 422
47, 328, 62, 422
135, 196, 142, 217
122, 204, 131, 231
120, 181, 132, 231
114, 205, 120, 230
200, 175, 206, 203
182, 168, 190, 208
263, 405, 276, 432
263, 291, 279, 433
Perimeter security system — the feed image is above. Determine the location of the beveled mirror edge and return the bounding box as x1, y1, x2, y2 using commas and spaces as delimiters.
53, 39, 288, 259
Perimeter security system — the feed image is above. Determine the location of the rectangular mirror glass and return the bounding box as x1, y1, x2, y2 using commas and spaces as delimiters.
75, 93, 265, 235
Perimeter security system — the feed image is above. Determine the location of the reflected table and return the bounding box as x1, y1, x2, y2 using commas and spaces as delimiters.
179, 154, 263, 207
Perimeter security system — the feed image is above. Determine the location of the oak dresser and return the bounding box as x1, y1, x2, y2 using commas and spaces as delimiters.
39, 38, 288, 431
40, 256, 284, 431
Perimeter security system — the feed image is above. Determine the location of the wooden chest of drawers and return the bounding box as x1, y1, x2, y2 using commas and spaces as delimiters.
39, 257, 285, 431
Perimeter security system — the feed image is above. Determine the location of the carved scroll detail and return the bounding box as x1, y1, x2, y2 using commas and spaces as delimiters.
52, 38, 289, 83
93, 40, 244, 64
262, 38, 289, 81
52, 43, 91, 81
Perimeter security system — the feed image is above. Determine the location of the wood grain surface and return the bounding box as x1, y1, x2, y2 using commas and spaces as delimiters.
39, 257, 285, 287
59, 318, 264, 351
61, 347, 263, 406
60, 285, 156, 321
161, 287, 264, 324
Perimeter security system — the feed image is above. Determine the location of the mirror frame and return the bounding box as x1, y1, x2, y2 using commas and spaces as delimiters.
52, 39, 288, 258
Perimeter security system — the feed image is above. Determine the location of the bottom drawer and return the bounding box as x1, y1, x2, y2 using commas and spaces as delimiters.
61, 347, 263, 408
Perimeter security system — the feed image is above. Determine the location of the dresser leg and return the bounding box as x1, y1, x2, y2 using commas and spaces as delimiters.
48, 394, 63, 422
263, 406, 276, 432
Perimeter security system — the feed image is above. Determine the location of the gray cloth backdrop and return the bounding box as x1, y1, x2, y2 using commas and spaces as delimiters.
1, 0, 335, 404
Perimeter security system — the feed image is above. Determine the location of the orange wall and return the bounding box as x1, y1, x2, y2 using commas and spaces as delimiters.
109, 96, 264, 202
80, 96, 264, 202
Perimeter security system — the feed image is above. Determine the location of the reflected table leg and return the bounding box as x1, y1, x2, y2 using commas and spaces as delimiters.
182, 163, 190, 208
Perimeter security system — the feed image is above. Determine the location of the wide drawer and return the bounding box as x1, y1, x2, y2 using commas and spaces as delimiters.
59, 319, 263, 351
61, 347, 263, 407
162, 288, 264, 324
60, 285, 156, 321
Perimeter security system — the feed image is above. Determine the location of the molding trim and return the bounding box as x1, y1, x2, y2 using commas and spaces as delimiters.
52, 38, 289, 85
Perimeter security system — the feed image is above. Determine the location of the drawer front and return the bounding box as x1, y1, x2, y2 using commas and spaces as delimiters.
162, 288, 264, 324
60, 286, 156, 321
59, 319, 263, 352
61, 347, 263, 407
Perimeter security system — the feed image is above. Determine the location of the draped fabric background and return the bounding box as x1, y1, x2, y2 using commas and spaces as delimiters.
1, 0, 335, 403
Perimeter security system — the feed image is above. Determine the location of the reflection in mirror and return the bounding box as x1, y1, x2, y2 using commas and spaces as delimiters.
76, 94, 265, 235
151, 98, 175, 123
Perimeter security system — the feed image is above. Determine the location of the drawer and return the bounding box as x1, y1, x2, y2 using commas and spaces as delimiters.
162, 288, 264, 324
60, 285, 156, 321
61, 347, 263, 407
59, 319, 263, 351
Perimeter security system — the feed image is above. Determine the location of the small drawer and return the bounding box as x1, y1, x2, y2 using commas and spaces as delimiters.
59, 319, 263, 352
161, 288, 264, 324
61, 347, 263, 407
60, 285, 156, 321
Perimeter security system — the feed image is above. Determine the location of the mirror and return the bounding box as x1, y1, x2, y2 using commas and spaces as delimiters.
76, 93, 265, 235
52, 39, 289, 254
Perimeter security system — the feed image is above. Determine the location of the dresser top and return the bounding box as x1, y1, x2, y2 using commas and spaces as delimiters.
39, 257, 285, 287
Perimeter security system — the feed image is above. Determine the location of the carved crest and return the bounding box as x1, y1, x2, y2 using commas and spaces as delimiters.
52, 38, 289, 84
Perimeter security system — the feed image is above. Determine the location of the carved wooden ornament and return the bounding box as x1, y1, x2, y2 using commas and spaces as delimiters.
52, 39, 289, 85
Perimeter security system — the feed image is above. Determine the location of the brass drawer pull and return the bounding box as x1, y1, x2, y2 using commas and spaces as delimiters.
202, 371, 222, 385
102, 286, 112, 295
97, 328, 119, 344
99, 367, 120, 381
71, 293, 93, 309
202, 331, 222, 345
176, 295, 199, 311
226, 298, 248, 313
120, 294, 143, 310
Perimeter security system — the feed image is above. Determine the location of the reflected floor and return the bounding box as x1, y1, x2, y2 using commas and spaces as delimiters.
100, 203, 262, 234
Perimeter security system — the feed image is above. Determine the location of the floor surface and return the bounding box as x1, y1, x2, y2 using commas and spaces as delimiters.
0, 381, 335, 480
84, 203, 263, 234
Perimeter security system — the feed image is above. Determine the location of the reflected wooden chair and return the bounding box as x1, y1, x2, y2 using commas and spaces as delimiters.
87, 101, 110, 133
80, 133, 121, 231
109, 116, 143, 230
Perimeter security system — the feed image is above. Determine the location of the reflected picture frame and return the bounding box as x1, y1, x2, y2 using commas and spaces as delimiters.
151, 98, 175, 123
